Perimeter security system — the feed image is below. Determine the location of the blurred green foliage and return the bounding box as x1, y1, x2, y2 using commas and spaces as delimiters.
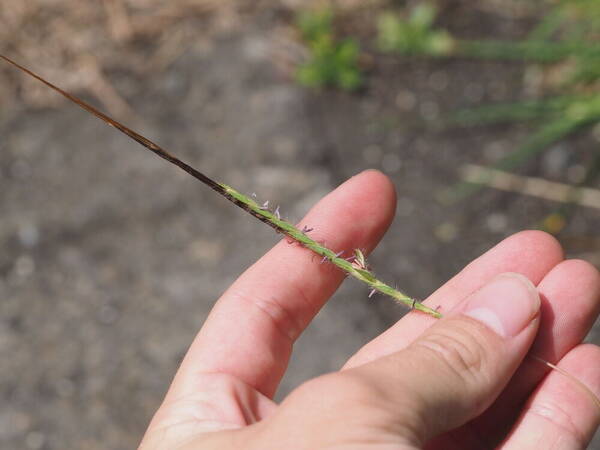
377, 4, 452, 56
296, 9, 362, 91
293, 1, 600, 231
376, 1, 600, 222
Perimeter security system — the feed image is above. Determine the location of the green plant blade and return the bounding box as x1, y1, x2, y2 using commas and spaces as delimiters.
446, 116, 593, 202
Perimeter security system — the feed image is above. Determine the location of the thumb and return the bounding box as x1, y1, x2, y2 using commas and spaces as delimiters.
350, 273, 541, 446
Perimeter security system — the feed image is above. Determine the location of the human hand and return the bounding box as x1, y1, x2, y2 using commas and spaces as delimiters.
140, 170, 600, 449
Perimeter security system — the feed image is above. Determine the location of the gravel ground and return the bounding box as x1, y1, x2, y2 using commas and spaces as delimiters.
1, 6, 600, 449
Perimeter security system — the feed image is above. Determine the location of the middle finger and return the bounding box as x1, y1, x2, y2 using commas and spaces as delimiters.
344, 230, 564, 369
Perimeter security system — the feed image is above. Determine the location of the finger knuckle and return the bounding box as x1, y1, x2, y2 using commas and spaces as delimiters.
529, 399, 584, 444
413, 324, 490, 387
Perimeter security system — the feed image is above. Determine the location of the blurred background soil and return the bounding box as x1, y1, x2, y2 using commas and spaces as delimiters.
1, 1, 599, 449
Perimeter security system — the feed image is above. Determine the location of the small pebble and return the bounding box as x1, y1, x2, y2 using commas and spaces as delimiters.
14, 255, 35, 278
395, 91, 417, 111
434, 222, 458, 242
543, 145, 569, 176
381, 153, 402, 174
362, 145, 382, 165
486, 213, 508, 233
25, 431, 45, 450
17, 223, 40, 248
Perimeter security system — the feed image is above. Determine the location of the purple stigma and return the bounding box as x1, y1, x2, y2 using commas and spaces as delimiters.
320, 255, 328, 264
335, 250, 344, 258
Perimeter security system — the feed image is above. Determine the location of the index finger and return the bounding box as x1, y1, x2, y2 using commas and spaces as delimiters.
167, 170, 397, 400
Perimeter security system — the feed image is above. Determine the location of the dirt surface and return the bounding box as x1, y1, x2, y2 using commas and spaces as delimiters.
1, 3, 600, 449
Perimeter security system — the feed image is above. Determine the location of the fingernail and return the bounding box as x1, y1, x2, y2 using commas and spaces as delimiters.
464, 273, 540, 338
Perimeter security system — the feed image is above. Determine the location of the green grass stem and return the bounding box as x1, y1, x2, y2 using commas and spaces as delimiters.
0, 54, 440, 319
222, 183, 441, 317
447, 114, 593, 201
455, 39, 600, 63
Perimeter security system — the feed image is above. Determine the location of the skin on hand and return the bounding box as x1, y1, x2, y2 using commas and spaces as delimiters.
140, 170, 600, 450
